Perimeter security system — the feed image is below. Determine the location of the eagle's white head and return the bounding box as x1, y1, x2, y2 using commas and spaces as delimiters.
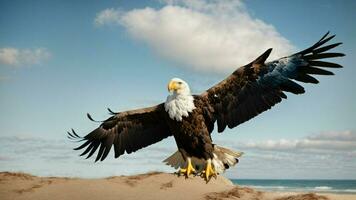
165, 78, 196, 121
167, 78, 191, 95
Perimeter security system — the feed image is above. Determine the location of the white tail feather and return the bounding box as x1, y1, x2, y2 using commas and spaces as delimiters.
163, 145, 243, 173
212, 146, 243, 173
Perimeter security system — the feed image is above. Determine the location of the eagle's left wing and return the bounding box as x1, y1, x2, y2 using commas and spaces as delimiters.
68, 104, 172, 162
200, 32, 344, 133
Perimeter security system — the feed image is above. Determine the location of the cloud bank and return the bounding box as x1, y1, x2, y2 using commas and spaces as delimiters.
224, 130, 356, 179
239, 130, 356, 152
0, 47, 51, 67
95, 0, 294, 73
1, 130, 355, 179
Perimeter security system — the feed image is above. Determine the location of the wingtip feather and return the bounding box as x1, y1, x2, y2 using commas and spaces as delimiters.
253, 48, 273, 64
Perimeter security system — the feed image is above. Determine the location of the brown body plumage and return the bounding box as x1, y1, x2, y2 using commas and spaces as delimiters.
165, 97, 214, 160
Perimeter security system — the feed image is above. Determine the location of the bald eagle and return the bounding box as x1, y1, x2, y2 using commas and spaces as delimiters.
68, 32, 344, 180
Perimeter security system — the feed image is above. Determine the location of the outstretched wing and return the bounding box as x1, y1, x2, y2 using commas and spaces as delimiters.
201, 32, 344, 133
68, 104, 172, 162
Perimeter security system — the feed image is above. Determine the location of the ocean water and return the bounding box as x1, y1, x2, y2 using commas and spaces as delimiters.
231, 179, 356, 194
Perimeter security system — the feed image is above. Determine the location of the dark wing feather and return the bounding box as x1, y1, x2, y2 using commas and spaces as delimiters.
68, 104, 172, 161
200, 32, 344, 133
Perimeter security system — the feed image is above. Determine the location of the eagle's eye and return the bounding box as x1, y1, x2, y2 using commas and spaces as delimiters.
178, 82, 182, 84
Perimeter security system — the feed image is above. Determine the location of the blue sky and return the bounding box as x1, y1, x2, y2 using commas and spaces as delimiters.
0, 0, 355, 179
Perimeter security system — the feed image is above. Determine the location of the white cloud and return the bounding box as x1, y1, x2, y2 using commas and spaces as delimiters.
94, 8, 122, 26
95, 0, 295, 73
238, 130, 356, 152
307, 130, 356, 141
0, 47, 51, 67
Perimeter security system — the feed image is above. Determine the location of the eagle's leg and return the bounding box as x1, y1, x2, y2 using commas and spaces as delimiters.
201, 159, 216, 181
179, 157, 196, 177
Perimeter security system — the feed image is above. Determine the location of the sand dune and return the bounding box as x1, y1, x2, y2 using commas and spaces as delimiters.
0, 172, 354, 200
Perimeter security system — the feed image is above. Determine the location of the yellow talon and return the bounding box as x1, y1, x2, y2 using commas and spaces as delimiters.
202, 159, 216, 181
179, 157, 196, 177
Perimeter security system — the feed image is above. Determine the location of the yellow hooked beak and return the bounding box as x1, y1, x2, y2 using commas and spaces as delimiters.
168, 80, 180, 92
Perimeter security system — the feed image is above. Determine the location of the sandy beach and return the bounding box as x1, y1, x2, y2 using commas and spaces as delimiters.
0, 172, 355, 200
0, 172, 356, 200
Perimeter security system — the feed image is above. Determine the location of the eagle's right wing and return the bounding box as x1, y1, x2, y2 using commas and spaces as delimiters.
68, 103, 172, 162
200, 32, 344, 133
